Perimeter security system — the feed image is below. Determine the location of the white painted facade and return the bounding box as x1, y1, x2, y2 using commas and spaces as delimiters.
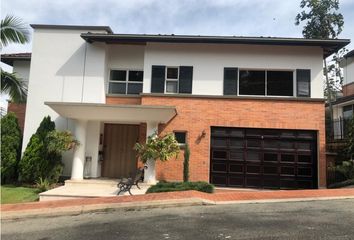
12, 60, 31, 85
343, 57, 354, 86
23, 27, 327, 179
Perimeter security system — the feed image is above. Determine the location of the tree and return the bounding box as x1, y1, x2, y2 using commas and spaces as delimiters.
134, 132, 180, 183
18, 116, 60, 183
1, 15, 30, 103
295, 0, 344, 125
183, 143, 190, 182
0, 15, 30, 48
1, 112, 22, 183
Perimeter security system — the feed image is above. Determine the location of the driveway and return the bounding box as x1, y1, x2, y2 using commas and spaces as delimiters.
2, 199, 354, 240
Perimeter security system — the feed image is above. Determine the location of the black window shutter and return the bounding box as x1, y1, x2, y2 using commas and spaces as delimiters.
179, 66, 193, 94
151, 65, 166, 93
224, 68, 238, 95
296, 69, 311, 97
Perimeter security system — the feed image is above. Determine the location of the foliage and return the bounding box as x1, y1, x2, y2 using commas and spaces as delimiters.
35, 177, 51, 192
183, 143, 190, 182
1, 185, 39, 204
18, 116, 64, 184
1, 112, 22, 184
0, 15, 29, 103
328, 179, 354, 189
0, 15, 30, 48
295, 0, 344, 106
335, 160, 354, 180
344, 116, 354, 160
0, 70, 27, 103
46, 130, 80, 154
134, 132, 180, 163
295, 0, 344, 39
146, 181, 214, 194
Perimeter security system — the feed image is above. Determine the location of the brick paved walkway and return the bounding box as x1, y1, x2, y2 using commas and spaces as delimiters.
2, 188, 354, 213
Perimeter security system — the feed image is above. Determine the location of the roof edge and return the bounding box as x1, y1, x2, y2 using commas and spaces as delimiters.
30, 24, 113, 34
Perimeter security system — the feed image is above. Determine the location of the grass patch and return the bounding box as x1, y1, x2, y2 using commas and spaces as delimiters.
328, 179, 354, 189
1, 185, 39, 204
146, 181, 214, 194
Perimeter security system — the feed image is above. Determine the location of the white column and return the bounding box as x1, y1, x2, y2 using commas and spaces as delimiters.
71, 119, 87, 180
86, 121, 100, 178
144, 122, 158, 184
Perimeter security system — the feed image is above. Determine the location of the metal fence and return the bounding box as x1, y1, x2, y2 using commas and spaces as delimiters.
326, 117, 351, 142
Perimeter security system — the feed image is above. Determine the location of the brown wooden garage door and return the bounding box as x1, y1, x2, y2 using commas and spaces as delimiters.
210, 127, 318, 189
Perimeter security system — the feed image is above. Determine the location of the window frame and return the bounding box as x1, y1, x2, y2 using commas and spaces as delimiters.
165, 66, 180, 94
108, 68, 144, 95
174, 131, 187, 146
237, 68, 296, 97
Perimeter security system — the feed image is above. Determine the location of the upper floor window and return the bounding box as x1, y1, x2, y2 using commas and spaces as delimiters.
151, 65, 193, 94
239, 70, 294, 97
343, 104, 354, 119
108, 69, 143, 95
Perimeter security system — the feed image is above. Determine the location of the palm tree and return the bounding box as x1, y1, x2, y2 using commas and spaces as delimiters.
1, 15, 30, 103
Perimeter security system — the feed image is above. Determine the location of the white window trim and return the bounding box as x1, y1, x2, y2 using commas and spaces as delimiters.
165, 66, 179, 94
108, 68, 143, 95
237, 68, 296, 98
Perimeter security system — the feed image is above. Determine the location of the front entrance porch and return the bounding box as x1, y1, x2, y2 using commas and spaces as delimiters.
39, 178, 151, 201
45, 101, 177, 184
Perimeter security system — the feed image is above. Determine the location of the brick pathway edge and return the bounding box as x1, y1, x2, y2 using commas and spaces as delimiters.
2, 189, 354, 220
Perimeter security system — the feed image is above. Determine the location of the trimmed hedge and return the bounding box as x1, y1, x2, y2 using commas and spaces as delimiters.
146, 181, 214, 194
1, 113, 22, 184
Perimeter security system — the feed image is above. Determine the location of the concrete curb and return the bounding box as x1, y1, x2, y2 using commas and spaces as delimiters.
1, 198, 207, 221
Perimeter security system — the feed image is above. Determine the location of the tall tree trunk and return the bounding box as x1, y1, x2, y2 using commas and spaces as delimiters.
324, 59, 334, 139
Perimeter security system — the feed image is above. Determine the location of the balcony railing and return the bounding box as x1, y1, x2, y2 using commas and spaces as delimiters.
326, 117, 351, 142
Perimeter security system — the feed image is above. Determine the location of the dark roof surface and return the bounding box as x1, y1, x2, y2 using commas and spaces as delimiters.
30, 24, 113, 34
344, 49, 354, 58
1, 53, 31, 66
332, 94, 354, 105
81, 33, 350, 58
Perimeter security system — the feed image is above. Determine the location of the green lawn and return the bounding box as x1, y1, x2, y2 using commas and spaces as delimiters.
1, 185, 39, 204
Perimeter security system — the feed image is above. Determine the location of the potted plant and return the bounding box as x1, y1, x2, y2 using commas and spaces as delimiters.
134, 132, 179, 184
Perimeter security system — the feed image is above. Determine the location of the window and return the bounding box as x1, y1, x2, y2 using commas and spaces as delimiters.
174, 131, 187, 145
166, 67, 179, 93
108, 70, 143, 94
239, 70, 294, 96
343, 104, 354, 119
239, 70, 265, 95
267, 71, 293, 96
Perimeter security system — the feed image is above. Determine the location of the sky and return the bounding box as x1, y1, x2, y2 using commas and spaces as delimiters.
1, 0, 354, 107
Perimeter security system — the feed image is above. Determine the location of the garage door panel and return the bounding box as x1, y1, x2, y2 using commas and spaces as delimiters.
210, 127, 317, 189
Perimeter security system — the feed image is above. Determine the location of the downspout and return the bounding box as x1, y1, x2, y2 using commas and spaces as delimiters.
81, 42, 88, 102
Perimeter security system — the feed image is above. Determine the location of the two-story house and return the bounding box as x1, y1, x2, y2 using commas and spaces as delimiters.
7, 24, 350, 189
332, 50, 354, 139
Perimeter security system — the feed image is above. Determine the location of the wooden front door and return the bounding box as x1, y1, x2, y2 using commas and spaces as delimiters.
102, 124, 139, 178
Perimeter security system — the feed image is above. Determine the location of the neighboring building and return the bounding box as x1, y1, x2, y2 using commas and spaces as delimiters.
8, 24, 351, 189
332, 50, 354, 140
1, 53, 31, 132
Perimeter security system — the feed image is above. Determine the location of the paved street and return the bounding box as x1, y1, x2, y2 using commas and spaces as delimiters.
2, 199, 354, 240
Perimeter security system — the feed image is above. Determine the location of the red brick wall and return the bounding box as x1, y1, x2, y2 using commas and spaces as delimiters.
342, 82, 354, 97
106, 96, 141, 105
7, 103, 26, 133
141, 96, 327, 188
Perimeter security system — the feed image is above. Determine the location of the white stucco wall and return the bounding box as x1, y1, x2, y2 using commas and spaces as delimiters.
23, 28, 107, 176
143, 43, 324, 98
343, 57, 354, 86
12, 60, 31, 85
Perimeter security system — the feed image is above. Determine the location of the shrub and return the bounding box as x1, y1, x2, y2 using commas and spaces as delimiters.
134, 132, 180, 163
35, 177, 51, 192
1, 112, 22, 184
146, 181, 214, 194
19, 116, 63, 184
328, 179, 354, 189
336, 160, 354, 180
183, 143, 190, 182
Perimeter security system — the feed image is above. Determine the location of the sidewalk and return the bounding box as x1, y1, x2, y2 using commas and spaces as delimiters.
2, 188, 354, 220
